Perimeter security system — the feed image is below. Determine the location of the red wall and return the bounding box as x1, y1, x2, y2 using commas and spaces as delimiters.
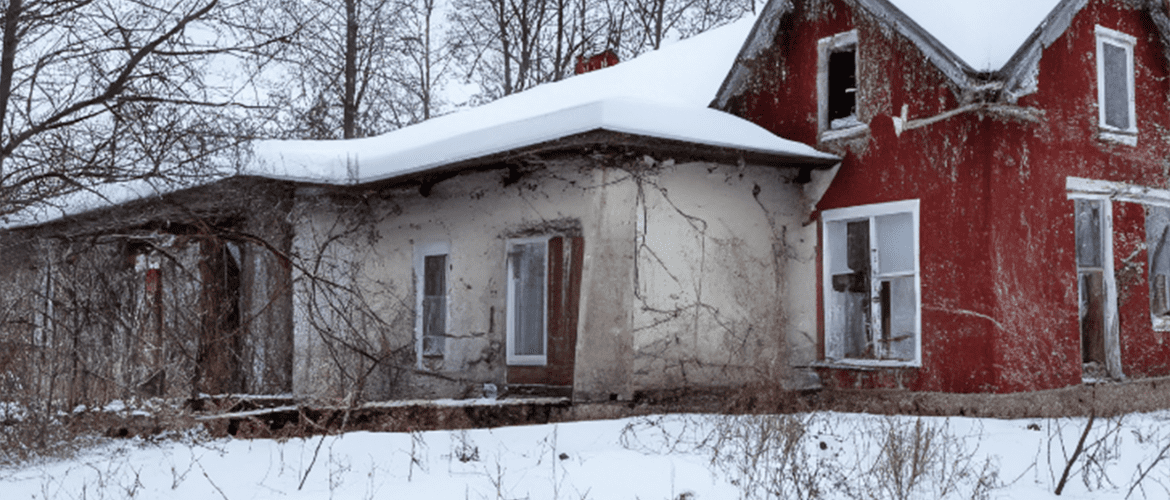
728, 0, 1170, 393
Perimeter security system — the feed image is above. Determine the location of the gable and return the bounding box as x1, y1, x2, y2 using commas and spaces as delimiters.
715, 0, 1170, 110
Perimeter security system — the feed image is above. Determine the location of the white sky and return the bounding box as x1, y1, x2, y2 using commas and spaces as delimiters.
888, 0, 1064, 71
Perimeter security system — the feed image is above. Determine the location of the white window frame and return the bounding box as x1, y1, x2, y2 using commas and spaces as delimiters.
414, 241, 449, 368
1066, 176, 1123, 379
820, 199, 921, 367
817, 30, 867, 142
1095, 25, 1137, 146
506, 236, 549, 366
1068, 176, 1170, 333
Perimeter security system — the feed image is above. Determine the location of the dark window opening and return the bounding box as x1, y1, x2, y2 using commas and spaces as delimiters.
422, 254, 446, 357
828, 48, 857, 125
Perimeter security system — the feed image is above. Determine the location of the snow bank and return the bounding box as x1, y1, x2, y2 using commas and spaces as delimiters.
888, 0, 1064, 71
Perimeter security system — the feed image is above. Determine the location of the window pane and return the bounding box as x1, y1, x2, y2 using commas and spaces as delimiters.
832, 286, 870, 359
424, 255, 446, 295
884, 277, 917, 361
1148, 206, 1170, 315
511, 242, 545, 356
1075, 199, 1103, 268
829, 219, 871, 359
1103, 42, 1130, 129
876, 212, 914, 275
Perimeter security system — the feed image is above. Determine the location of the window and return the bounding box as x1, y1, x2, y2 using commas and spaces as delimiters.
818, 30, 864, 140
414, 242, 449, 363
507, 237, 548, 365
1095, 25, 1137, 145
1148, 206, 1170, 328
821, 200, 920, 365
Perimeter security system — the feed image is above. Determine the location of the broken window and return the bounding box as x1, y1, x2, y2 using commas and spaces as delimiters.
1095, 25, 1137, 144
818, 30, 861, 135
414, 242, 449, 364
507, 238, 547, 365
1148, 206, 1170, 320
822, 200, 920, 364
1076, 199, 1107, 369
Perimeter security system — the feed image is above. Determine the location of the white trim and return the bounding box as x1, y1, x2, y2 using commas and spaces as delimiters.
1072, 199, 1123, 380
1067, 176, 1170, 207
413, 241, 450, 369
505, 236, 550, 366
1095, 25, 1137, 145
821, 199, 922, 367
817, 30, 863, 142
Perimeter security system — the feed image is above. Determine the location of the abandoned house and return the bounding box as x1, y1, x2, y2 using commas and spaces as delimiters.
0, 17, 837, 406
11, 0, 1170, 406
710, 0, 1170, 393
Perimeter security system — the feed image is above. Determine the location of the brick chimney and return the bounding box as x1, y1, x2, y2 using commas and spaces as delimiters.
575, 49, 619, 75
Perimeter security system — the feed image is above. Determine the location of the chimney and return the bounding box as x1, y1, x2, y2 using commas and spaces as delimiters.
575, 49, 620, 75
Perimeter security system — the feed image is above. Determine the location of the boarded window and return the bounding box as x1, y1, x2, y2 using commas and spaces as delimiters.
507, 239, 547, 364
422, 254, 446, 357
823, 200, 919, 363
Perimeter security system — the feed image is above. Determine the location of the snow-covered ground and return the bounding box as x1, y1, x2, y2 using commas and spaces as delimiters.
4, 410, 1170, 499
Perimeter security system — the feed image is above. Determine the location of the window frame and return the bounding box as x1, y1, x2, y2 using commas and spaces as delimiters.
414, 241, 450, 367
506, 236, 550, 366
820, 199, 922, 367
1095, 25, 1137, 146
817, 29, 867, 142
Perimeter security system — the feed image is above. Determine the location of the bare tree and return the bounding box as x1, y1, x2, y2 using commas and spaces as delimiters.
0, 0, 277, 218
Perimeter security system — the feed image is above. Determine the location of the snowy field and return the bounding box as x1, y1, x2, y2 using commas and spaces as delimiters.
4, 410, 1170, 499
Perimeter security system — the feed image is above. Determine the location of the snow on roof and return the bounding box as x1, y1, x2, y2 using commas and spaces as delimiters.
886, 0, 1064, 71
3, 16, 837, 230
250, 16, 835, 184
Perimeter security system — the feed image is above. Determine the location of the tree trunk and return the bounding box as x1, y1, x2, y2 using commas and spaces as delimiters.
0, 0, 22, 176
343, 0, 358, 138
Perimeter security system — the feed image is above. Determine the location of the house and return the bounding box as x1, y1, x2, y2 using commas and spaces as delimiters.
0, 18, 838, 406
712, 0, 1170, 393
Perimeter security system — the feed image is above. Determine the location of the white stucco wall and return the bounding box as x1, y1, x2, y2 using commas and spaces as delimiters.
288, 157, 821, 402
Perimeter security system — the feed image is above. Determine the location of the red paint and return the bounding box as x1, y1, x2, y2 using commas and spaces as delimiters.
575, 50, 619, 74
735, 1, 1170, 392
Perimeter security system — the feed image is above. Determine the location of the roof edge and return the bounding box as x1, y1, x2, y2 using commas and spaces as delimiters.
997, 0, 1089, 101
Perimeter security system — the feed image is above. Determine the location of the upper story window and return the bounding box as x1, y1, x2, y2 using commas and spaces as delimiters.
818, 30, 865, 141
1095, 25, 1137, 145
821, 199, 921, 366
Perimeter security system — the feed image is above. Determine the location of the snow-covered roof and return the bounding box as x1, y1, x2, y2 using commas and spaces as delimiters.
885, 0, 1064, 72
4, 16, 837, 230
250, 17, 836, 184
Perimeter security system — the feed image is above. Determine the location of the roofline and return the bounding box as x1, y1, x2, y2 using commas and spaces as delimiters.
713, 0, 1096, 109
997, 0, 1088, 101
303, 128, 840, 192
713, 0, 979, 110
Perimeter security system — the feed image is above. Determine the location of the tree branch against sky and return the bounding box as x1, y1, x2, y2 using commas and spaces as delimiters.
0, 0, 281, 218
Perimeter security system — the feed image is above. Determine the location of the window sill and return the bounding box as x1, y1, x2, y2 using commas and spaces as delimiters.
819, 123, 869, 143
808, 359, 920, 371
506, 357, 548, 367
1098, 128, 1137, 146
1152, 314, 1170, 332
